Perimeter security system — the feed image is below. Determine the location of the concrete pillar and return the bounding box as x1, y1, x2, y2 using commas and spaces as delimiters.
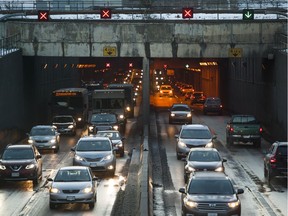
142, 57, 150, 125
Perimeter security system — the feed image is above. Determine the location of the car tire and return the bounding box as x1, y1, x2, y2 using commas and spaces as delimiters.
264, 165, 268, 177
254, 139, 261, 148
176, 152, 181, 160
89, 202, 95, 209
49, 202, 56, 209
54, 147, 59, 153
108, 169, 115, 177
119, 150, 124, 157
33, 173, 41, 186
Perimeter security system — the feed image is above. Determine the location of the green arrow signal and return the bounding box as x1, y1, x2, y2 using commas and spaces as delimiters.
243, 9, 254, 20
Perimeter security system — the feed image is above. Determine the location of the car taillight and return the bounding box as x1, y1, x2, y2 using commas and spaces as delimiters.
229, 127, 234, 132
259, 127, 263, 133
220, 105, 223, 108
270, 156, 277, 163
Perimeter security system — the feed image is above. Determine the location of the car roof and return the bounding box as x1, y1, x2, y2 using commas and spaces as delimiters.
181, 124, 209, 130
58, 166, 89, 171
53, 115, 74, 118
191, 171, 229, 180
188, 148, 219, 152
96, 130, 120, 134
5, 144, 33, 149
206, 97, 221, 100
92, 112, 117, 116
32, 125, 55, 129
171, 103, 189, 107
275, 141, 288, 146
78, 136, 111, 141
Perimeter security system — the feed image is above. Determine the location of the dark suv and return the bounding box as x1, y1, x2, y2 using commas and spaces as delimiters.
0, 144, 43, 186
179, 172, 244, 216
264, 141, 288, 182
88, 112, 123, 134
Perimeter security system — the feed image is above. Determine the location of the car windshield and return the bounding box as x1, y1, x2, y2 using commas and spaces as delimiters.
207, 99, 221, 104
53, 117, 73, 123
54, 169, 91, 182
2, 148, 34, 160
76, 140, 111, 151
161, 86, 171, 90
277, 146, 288, 156
96, 132, 120, 140
91, 114, 117, 123
188, 179, 234, 195
30, 128, 56, 136
180, 129, 211, 139
189, 151, 220, 162
172, 106, 190, 112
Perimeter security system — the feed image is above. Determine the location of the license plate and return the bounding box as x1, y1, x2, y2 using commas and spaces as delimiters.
208, 213, 217, 216
66, 196, 75, 201
243, 135, 250, 138
11, 172, 19, 177
90, 163, 97, 167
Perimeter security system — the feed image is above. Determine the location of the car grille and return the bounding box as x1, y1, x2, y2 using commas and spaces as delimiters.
62, 190, 80, 194
186, 144, 206, 148
86, 157, 102, 162
9, 165, 22, 171
197, 203, 228, 211
35, 140, 47, 143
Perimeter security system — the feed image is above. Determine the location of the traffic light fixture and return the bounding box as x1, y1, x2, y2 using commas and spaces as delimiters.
101, 8, 112, 19
182, 8, 193, 19
38, 10, 49, 21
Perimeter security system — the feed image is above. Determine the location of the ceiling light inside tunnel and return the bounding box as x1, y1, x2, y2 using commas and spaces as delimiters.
199, 62, 218, 66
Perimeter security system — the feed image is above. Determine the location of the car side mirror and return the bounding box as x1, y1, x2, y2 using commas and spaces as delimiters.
236, 188, 244, 194
222, 158, 227, 162
122, 137, 126, 141
71, 147, 75, 151
175, 134, 179, 139
47, 178, 53, 181
212, 135, 217, 140
179, 187, 186, 194
93, 176, 98, 181
36, 155, 42, 159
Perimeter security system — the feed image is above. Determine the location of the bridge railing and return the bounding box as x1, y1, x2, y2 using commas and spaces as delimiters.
0, 1, 287, 12
0, 33, 20, 57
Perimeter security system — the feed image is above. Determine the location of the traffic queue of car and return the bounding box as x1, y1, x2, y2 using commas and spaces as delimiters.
166, 83, 287, 216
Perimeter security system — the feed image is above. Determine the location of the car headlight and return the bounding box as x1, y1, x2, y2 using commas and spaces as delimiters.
185, 165, 195, 172
184, 197, 198, 208
82, 186, 93, 193
178, 141, 187, 147
228, 200, 240, 208
170, 113, 175, 117
28, 139, 34, 144
0, 164, 6, 170
77, 117, 82, 122
119, 115, 124, 119
101, 154, 113, 161
68, 125, 74, 129
26, 164, 36, 169
187, 113, 192, 118
116, 142, 123, 147
126, 106, 131, 112
75, 155, 85, 161
113, 125, 119, 130
215, 167, 223, 172
50, 139, 56, 144
205, 142, 213, 148
50, 187, 60, 193
88, 126, 94, 132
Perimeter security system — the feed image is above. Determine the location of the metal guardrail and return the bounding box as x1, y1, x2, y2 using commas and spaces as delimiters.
0, 33, 20, 57
0, 0, 287, 12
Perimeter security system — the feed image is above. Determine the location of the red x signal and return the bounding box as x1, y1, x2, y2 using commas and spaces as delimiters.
38, 10, 49, 21
101, 8, 112, 19
182, 8, 193, 19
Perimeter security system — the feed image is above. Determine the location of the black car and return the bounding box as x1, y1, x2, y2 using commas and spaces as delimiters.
88, 112, 123, 135
264, 141, 288, 183
179, 172, 244, 216
184, 148, 227, 183
190, 91, 206, 105
52, 115, 76, 136
203, 97, 223, 115
169, 103, 192, 124
0, 144, 43, 186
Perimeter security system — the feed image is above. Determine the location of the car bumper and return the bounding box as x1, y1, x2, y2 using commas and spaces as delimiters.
50, 192, 95, 204
230, 135, 261, 142
170, 117, 192, 123
34, 143, 59, 150
73, 160, 116, 172
0, 169, 37, 181
57, 128, 75, 134
183, 206, 241, 216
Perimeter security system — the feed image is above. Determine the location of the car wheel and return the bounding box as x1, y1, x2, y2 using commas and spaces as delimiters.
254, 139, 261, 148
119, 150, 124, 157
89, 202, 95, 209
54, 147, 59, 153
176, 152, 181, 160
49, 202, 56, 209
108, 169, 115, 177
264, 165, 267, 177
267, 169, 274, 184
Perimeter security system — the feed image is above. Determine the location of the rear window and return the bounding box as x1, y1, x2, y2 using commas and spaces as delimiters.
232, 116, 257, 124
277, 146, 287, 156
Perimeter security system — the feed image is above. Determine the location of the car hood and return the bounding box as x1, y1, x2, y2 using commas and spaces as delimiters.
75, 151, 111, 159
53, 122, 73, 125
30, 135, 56, 140
0, 159, 35, 165
187, 194, 238, 202
180, 138, 212, 145
52, 181, 92, 190
187, 161, 222, 169
171, 111, 190, 114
